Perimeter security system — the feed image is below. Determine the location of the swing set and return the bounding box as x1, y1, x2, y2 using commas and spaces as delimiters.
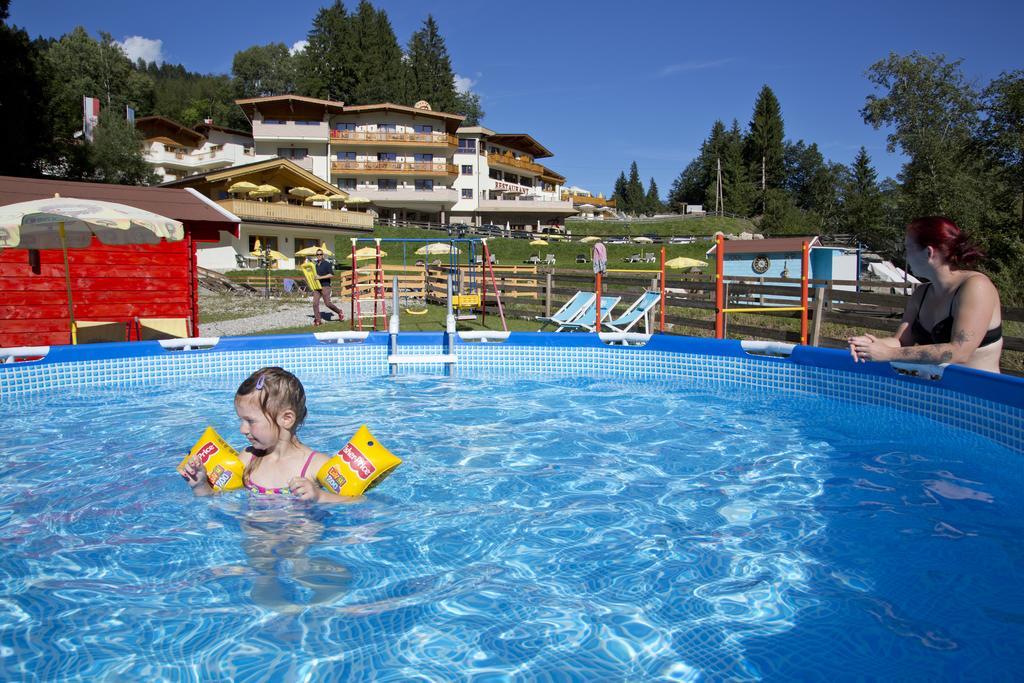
346, 237, 508, 332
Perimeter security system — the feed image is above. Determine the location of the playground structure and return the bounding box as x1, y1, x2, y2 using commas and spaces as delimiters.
347, 237, 508, 332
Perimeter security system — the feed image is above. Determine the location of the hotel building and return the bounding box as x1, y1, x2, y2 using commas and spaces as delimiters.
137, 116, 255, 183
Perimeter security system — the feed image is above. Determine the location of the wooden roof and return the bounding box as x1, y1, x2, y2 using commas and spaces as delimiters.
235, 94, 348, 120
0, 175, 240, 241
193, 122, 252, 139
161, 158, 342, 197
135, 116, 206, 147
487, 133, 553, 159
341, 102, 464, 133
706, 236, 821, 255
539, 164, 566, 184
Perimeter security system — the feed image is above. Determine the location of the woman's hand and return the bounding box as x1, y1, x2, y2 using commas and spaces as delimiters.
181, 455, 214, 495
290, 477, 322, 502
848, 333, 895, 363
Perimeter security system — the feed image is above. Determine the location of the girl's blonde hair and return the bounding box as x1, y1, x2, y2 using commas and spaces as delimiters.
236, 367, 307, 484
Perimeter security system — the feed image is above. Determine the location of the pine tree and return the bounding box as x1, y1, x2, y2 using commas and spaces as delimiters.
407, 15, 458, 113
611, 171, 628, 209
0, 19, 51, 176
721, 120, 755, 216
298, 1, 355, 102
668, 120, 726, 211
644, 177, 663, 215
744, 85, 786, 205
844, 146, 885, 243
349, 1, 407, 104
626, 161, 645, 215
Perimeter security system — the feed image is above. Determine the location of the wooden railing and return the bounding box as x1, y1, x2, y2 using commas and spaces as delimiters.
487, 153, 544, 175
217, 199, 373, 229
330, 161, 458, 175
563, 194, 617, 208
330, 130, 458, 146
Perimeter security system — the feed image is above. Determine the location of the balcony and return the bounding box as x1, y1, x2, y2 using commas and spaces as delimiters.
487, 153, 544, 175
330, 130, 458, 147
252, 120, 328, 141
563, 194, 617, 208
217, 199, 374, 229
146, 147, 251, 170
477, 197, 577, 213
351, 188, 458, 207
331, 160, 458, 176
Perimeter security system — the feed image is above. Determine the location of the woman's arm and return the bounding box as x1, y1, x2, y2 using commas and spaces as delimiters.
848, 285, 923, 361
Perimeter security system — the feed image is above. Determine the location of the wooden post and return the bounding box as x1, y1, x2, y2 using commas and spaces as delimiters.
714, 234, 725, 338
722, 282, 729, 338
545, 271, 553, 317
800, 240, 809, 345
595, 271, 602, 330
811, 286, 826, 347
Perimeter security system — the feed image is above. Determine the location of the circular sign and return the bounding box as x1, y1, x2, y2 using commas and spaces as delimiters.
752, 254, 771, 274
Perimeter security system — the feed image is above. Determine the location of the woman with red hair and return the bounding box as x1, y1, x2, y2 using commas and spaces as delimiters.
848, 217, 1003, 373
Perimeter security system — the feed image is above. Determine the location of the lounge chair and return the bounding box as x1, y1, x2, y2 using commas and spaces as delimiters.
555, 295, 621, 332
544, 254, 556, 265
535, 291, 595, 330
602, 290, 661, 333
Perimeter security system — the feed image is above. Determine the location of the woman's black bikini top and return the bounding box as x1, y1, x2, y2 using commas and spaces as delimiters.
910, 281, 1002, 347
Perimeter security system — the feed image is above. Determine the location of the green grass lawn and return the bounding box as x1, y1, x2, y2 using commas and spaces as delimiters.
564, 215, 756, 237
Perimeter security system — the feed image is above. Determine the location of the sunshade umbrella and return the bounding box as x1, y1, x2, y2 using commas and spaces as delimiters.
326, 194, 347, 202
415, 242, 460, 256
529, 239, 548, 246
288, 186, 315, 198
633, 236, 653, 243
227, 181, 258, 194
344, 196, 371, 205
0, 194, 184, 343
665, 256, 707, 269
580, 236, 601, 243
304, 194, 330, 203
251, 248, 287, 261
255, 184, 280, 194
578, 203, 595, 210
353, 246, 388, 260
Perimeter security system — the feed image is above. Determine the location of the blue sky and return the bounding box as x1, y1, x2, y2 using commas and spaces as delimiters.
11, 0, 1024, 197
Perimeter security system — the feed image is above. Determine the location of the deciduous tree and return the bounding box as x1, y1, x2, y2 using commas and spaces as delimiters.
232, 43, 297, 99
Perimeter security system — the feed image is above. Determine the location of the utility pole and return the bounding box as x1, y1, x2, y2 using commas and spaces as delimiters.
761, 155, 766, 215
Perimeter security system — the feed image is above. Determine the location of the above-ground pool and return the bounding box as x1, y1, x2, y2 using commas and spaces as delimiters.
1, 332, 1021, 680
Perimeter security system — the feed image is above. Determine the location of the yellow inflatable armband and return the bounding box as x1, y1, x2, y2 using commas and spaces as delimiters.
300, 260, 322, 291
178, 426, 245, 491
316, 425, 402, 497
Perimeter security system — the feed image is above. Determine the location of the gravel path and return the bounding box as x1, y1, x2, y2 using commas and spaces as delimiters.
198, 290, 348, 337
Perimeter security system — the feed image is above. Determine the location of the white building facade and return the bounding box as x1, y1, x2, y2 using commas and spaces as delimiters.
136, 116, 255, 183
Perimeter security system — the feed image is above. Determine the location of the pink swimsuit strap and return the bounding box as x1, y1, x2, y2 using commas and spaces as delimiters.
247, 450, 319, 496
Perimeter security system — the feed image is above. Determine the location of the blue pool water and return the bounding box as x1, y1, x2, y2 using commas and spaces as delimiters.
1, 372, 1021, 680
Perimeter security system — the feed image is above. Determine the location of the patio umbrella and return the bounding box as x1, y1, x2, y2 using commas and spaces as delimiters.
415, 242, 460, 255
288, 186, 315, 198
0, 194, 184, 343
227, 181, 258, 194
250, 247, 287, 261
529, 239, 548, 246
344, 196, 370, 205
353, 246, 388, 260
304, 194, 330, 203
294, 244, 335, 258
326, 194, 347, 202
665, 257, 707, 269
633, 236, 653, 243
578, 203, 595, 211
580, 236, 601, 243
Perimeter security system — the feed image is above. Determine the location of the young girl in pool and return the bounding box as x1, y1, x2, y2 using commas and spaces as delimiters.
181, 367, 347, 503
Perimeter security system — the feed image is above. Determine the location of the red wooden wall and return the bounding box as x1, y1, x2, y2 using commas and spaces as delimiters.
0, 235, 198, 347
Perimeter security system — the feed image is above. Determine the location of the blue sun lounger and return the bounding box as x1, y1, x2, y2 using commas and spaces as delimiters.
555, 296, 621, 332
536, 291, 595, 330
602, 290, 662, 333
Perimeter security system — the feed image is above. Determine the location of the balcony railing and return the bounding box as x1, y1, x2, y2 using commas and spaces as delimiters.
330, 130, 458, 146
487, 153, 544, 175
478, 197, 576, 212
217, 199, 374, 229
353, 188, 459, 205
563, 194, 617, 208
330, 161, 458, 175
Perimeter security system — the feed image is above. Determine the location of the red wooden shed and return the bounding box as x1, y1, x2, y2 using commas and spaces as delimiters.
0, 176, 239, 348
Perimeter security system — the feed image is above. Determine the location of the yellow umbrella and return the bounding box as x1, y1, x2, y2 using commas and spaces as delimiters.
353, 246, 388, 260
529, 239, 548, 246
665, 257, 707, 269
633, 236, 653, 243
415, 242, 460, 255
327, 194, 347, 202
288, 186, 315, 198
227, 181, 258, 194
304, 194, 330, 203
344, 196, 371, 205
251, 248, 287, 261
294, 244, 334, 258
580, 236, 601, 243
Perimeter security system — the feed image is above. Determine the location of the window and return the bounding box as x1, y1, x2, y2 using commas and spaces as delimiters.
520, 177, 533, 187
461, 165, 473, 175
414, 124, 433, 134
461, 188, 473, 199
295, 120, 320, 125
414, 153, 433, 163
489, 169, 502, 180
458, 138, 476, 152
506, 174, 519, 185
249, 235, 278, 251
263, 119, 286, 125
378, 123, 396, 132
377, 179, 397, 190
415, 179, 434, 191
336, 151, 356, 161
278, 147, 308, 160
336, 178, 357, 190
334, 122, 355, 131
377, 152, 397, 162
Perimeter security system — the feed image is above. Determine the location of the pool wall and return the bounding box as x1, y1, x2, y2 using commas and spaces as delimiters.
2, 332, 1022, 453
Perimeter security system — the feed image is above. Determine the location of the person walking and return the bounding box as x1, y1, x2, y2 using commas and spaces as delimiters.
311, 249, 345, 326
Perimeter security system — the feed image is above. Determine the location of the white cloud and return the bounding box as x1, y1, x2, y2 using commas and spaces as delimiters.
116, 36, 165, 65
453, 74, 476, 93
657, 59, 733, 78
290, 40, 308, 56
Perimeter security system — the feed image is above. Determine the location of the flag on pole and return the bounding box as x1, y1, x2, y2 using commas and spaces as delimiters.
126, 106, 135, 126
83, 96, 100, 142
